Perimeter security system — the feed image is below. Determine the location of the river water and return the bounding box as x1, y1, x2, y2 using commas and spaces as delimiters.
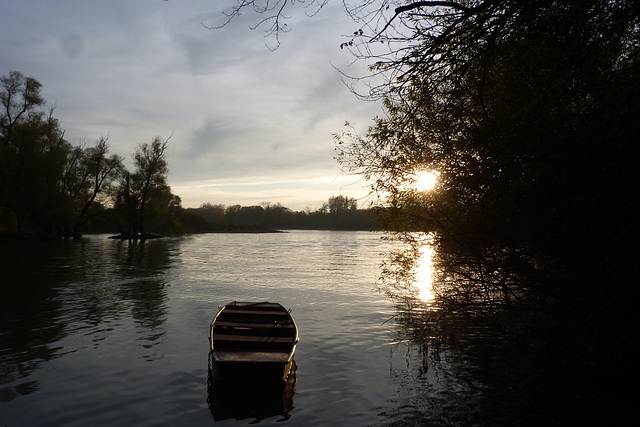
0, 231, 481, 426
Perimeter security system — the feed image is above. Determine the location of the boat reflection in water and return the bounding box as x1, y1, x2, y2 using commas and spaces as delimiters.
207, 360, 297, 422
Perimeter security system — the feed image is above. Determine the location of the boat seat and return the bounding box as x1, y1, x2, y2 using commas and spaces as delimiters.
213, 351, 291, 363
213, 334, 296, 351
218, 309, 289, 316
214, 321, 294, 329
213, 334, 295, 343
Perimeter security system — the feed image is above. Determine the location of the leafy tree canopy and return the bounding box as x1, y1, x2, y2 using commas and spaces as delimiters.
0, 72, 178, 239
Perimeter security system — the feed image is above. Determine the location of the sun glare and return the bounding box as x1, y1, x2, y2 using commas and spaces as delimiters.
413, 171, 439, 192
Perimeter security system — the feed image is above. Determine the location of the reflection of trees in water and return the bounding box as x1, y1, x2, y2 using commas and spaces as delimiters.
381, 235, 626, 425
0, 242, 70, 401
111, 239, 172, 330
63, 238, 171, 332
0, 236, 174, 400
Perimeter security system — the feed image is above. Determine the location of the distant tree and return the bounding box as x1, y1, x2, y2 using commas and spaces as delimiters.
239, 205, 264, 225
114, 136, 179, 238
325, 195, 357, 215
263, 202, 291, 227
224, 204, 242, 224
199, 203, 226, 224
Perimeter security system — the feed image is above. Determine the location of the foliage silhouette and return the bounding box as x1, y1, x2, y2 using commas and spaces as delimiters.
0, 72, 180, 240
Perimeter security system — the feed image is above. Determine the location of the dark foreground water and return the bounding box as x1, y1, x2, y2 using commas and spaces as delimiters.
1, 231, 483, 426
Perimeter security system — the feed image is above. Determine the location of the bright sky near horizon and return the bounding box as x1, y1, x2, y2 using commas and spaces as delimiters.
0, 0, 383, 210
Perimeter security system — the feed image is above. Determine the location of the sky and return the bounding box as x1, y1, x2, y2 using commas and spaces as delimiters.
0, 0, 384, 210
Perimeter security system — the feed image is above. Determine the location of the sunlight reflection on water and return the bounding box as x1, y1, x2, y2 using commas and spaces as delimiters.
413, 234, 436, 303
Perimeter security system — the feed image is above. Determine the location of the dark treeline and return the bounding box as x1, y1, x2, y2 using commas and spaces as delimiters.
75, 197, 382, 235
179, 197, 381, 232
79, 196, 381, 234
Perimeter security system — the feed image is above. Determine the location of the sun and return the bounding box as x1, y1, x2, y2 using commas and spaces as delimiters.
413, 171, 439, 192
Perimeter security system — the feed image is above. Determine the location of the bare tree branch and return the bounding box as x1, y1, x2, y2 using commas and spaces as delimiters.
204, 0, 329, 49
370, 1, 472, 42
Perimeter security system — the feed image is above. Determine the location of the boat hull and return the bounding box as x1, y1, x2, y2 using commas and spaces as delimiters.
211, 355, 296, 382
209, 301, 299, 382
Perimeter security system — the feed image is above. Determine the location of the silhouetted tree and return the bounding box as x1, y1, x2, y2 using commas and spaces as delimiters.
0, 71, 44, 142
324, 195, 357, 215
199, 203, 226, 224
239, 205, 265, 225
186, 199, 378, 231
114, 136, 179, 238
0, 72, 72, 236
263, 202, 291, 227
62, 136, 124, 237
0, 72, 180, 239
333, 0, 640, 419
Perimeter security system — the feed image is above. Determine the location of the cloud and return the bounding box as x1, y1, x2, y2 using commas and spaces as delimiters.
1, 0, 380, 209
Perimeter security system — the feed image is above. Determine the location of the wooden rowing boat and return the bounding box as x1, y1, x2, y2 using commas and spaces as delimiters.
208, 301, 299, 381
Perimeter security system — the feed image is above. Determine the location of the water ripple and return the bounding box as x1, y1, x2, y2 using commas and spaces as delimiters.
0, 232, 464, 426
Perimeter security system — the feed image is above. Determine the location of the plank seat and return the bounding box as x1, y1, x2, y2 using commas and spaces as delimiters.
213, 334, 296, 352
213, 351, 291, 364
213, 334, 295, 343
218, 309, 289, 316
214, 321, 294, 329
224, 302, 285, 310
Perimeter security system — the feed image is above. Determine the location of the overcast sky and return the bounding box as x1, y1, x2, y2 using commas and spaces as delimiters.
0, 0, 384, 210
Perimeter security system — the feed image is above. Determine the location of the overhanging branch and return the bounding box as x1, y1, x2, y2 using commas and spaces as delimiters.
370, 1, 472, 42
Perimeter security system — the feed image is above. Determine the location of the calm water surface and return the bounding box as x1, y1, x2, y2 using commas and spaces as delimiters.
0, 231, 475, 426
